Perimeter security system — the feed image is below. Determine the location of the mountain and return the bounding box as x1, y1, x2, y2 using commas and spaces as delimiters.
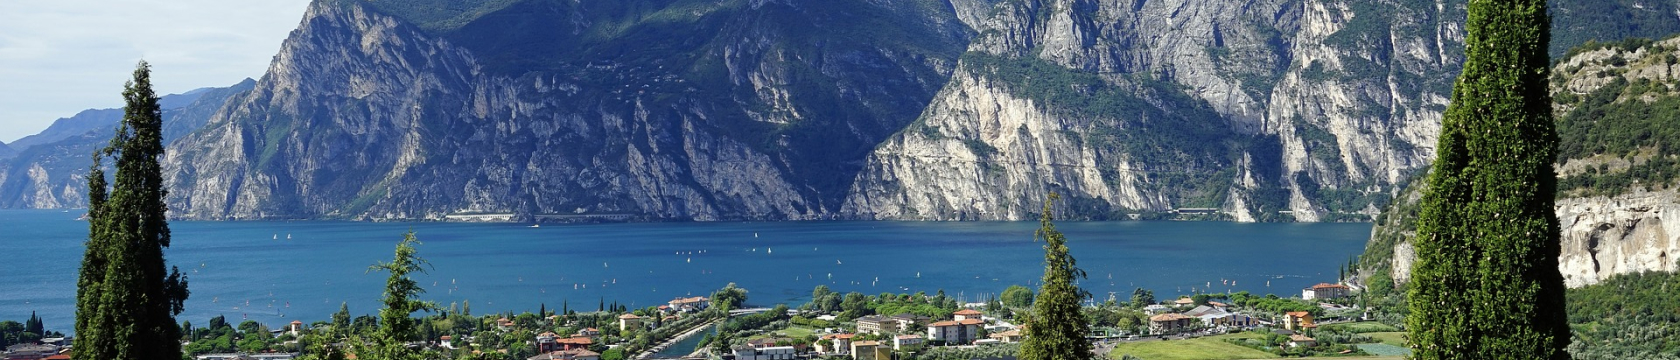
0, 80, 256, 208
1360, 36, 1680, 288
0, 142, 13, 160
161, 0, 975, 220
4, 86, 231, 153
6, 0, 1678, 222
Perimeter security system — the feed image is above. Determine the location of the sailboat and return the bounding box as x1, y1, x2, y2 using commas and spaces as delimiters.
272, 234, 278, 240
287, 234, 292, 239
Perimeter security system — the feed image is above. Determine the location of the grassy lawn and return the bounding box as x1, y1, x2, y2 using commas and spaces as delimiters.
1108, 333, 1278, 360
1320, 321, 1400, 333
773, 325, 816, 338
1364, 332, 1408, 347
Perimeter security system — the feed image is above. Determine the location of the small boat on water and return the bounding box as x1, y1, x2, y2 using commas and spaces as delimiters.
528, 224, 540, 228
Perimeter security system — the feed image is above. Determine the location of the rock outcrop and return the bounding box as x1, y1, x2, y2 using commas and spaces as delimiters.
1362, 36, 1680, 287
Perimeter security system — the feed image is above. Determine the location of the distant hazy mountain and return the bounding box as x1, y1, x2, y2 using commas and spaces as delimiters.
0, 141, 13, 160
0, 80, 256, 208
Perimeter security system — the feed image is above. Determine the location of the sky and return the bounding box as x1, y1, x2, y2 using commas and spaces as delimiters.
0, 0, 312, 143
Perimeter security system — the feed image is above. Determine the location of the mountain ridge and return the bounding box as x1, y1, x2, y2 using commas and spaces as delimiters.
2, 0, 1677, 223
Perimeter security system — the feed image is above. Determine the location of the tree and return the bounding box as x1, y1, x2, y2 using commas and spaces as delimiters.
1405, 0, 1570, 359
1000, 285, 1035, 308
356, 231, 439, 360
74, 61, 190, 360
24, 312, 41, 336
1020, 193, 1093, 360
332, 303, 351, 334
1130, 288, 1155, 308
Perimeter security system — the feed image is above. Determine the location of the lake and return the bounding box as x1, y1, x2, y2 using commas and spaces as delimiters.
0, 209, 1371, 334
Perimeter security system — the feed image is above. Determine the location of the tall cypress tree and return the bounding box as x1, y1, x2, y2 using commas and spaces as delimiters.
1405, 0, 1569, 359
74, 61, 190, 360
1019, 193, 1093, 360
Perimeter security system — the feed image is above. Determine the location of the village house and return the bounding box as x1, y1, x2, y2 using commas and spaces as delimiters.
617, 313, 643, 332
1143, 304, 1171, 314
731, 345, 796, 360
576, 328, 599, 337
849, 341, 886, 360
1302, 283, 1351, 300
855, 315, 896, 334
667, 296, 709, 312
951, 309, 982, 321
892, 335, 924, 351
1147, 313, 1194, 334
439, 335, 454, 349
536, 333, 593, 353
1288, 334, 1317, 348
4, 344, 57, 360
1282, 311, 1315, 331
817, 334, 854, 355
527, 349, 601, 360
1182, 305, 1259, 328
926, 319, 983, 344
987, 329, 1022, 343
889, 313, 931, 332
1173, 297, 1196, 307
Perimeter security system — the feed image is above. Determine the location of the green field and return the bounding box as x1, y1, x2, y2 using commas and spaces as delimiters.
1320, 321, 1399, 333
1364, 332, 1408, 347
773, 325, 816, 338
1108, 333, 1278, 360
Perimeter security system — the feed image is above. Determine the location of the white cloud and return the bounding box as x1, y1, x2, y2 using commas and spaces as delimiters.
0, 0, 311, 142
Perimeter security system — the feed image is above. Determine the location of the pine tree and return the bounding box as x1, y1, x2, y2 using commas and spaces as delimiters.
1405, 0, 1570, 359
1020, 193, 1093, 360
332, 303, 351, 335
74, 61, 190, 360
357, 231, 437, 360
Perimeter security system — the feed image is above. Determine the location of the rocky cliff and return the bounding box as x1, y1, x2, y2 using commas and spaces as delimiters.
161, 0, 972, 220
5, 0, 1677, 224
1362, 36, 1680, 287
842, 0, 1460, 220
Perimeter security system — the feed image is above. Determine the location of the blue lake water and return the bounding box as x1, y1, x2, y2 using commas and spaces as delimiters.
0, 209, 1371, 335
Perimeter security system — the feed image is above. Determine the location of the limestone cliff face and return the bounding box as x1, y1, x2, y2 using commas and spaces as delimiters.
1362, 37, 1680, 287
162, 0, 969, 220
844, 0, 1462, 220
1556, 191, 1680, 287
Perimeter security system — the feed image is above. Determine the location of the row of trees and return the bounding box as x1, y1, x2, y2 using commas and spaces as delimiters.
0, 312, 57, 348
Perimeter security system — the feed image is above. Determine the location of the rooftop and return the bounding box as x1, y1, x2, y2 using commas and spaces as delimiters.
1149, 313, 1192, 321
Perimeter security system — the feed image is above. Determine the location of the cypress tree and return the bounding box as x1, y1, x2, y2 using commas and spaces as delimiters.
74, 61, 190, 360
1019, 193, 1093, 360
1405, 0, 1569, 359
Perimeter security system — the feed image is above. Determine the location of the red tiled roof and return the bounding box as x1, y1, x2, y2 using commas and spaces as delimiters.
554, 336, 593, 345
1310, 283, 1349, 290
1149, 313, 1192, 321
823, 333, 856, 340
619, 313, 642, 319
952, 309, 982, 315
440, 335, 452, 340
1285, 311, 1311, 317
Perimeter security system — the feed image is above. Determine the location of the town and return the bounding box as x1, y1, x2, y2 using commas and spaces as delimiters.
6, 279, 1413, 360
